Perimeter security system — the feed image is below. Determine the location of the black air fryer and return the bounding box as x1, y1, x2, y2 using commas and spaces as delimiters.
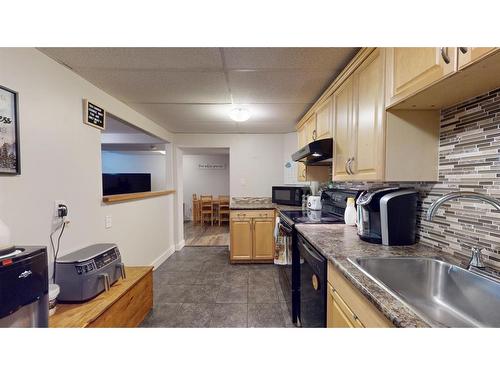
356, 188, 418, 246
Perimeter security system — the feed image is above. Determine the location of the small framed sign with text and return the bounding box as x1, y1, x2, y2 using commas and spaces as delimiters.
0, 85, 20, 175
83, 99, 106, 130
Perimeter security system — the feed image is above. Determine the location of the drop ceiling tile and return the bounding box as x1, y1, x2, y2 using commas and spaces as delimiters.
39, 48, 223, 70
223, 47, 359, 70
128, 103, 309, 131
169, 122, 240, 133
128, 103, 234, 124
74, 68, 230, 103
229, 70, 336, 103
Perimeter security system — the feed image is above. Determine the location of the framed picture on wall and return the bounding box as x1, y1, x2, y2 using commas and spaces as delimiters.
0, 85, 20, 175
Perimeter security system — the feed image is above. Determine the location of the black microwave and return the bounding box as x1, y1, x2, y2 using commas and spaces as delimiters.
272, 186, 310, 206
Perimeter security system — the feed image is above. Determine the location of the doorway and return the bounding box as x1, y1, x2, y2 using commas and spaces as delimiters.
181, 147, 230, 246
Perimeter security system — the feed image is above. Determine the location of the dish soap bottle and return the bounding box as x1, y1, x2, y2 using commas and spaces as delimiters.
344, 197, 356, 226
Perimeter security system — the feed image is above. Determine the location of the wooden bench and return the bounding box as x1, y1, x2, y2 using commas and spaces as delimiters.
50, 266, 153, 328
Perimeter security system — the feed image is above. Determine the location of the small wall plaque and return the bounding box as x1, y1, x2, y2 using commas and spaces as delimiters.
83, 99, 106, 130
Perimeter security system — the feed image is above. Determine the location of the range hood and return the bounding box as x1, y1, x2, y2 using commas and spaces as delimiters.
292, 138, 333, 166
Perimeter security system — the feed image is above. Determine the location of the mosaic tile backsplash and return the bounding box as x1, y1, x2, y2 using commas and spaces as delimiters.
333, 87, 500, 268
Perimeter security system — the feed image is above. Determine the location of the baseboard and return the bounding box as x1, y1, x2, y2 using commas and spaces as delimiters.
175, 240, 185, 251
151, 245, 175, 270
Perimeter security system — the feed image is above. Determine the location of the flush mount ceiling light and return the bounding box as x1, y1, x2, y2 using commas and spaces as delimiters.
229, 107, 251, 122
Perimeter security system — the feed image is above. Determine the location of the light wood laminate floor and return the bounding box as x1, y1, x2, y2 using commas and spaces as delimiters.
184, 221, 229, 246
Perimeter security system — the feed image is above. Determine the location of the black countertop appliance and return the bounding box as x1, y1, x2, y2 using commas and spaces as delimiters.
0, 246, 49, 327
356, 188, 418, 246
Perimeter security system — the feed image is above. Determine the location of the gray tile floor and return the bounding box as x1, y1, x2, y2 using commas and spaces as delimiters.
141, 246, 295, 328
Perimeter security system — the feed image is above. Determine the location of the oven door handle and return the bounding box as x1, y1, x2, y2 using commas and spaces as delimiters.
300, 240, 323, 263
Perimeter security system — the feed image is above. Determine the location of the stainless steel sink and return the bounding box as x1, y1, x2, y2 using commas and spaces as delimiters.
348, 256, 500, 327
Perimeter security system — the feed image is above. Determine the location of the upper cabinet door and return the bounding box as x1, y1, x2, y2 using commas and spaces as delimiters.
351, 48, 385, 181
386, 47, 457, 106
297, 125, 307, 148
332, 77, 354, 181
457, 47, 498, 70
304, 115, 317, 144
315, 97, 332, 140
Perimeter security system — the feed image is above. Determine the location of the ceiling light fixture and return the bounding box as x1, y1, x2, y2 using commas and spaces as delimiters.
229, 107, 251, 122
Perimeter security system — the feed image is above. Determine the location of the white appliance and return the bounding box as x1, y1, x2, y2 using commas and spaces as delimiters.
307, 196, 322, 210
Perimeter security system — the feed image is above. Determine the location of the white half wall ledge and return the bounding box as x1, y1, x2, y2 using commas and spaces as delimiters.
151, 245, 176, 270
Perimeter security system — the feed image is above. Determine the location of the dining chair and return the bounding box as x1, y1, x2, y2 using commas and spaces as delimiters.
200, 195, 213, 226
218, 195, 230, 226
192, 194, 200, 224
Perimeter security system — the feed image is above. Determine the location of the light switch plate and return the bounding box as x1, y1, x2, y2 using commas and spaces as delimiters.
105, 215, 112, 229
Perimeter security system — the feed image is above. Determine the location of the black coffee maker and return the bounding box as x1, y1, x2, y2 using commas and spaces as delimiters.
356, 188, 418, 246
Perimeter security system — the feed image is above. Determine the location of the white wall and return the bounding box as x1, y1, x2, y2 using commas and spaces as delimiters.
183, 154, 230, 219
0, 48, 177, 271
102, 151, 167, 191
174, 133, 285, 197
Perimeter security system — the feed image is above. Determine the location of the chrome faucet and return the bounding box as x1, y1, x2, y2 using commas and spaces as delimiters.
426, 191, 500, 270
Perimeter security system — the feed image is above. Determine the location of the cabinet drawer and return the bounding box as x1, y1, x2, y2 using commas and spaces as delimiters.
328, 262, 392, 328
230, 210, 275, 219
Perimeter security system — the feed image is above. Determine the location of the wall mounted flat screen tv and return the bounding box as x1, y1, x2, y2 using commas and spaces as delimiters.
102, 173, 151, 195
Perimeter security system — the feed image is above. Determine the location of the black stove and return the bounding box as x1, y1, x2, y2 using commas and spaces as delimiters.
280, 209, 344, 225
276, 188, 361, 327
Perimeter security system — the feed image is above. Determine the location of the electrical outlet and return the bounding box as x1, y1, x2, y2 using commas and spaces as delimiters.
105, 215, 112, 229
54, 200, 68, 218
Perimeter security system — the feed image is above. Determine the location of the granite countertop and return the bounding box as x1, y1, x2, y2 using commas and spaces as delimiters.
230, 197, 306, 211
230, 197, 276, 210
295, 224, 468, 328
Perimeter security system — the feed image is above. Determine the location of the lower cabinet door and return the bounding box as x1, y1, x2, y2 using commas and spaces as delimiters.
230, 219, 253, 261
252, 218, 275, 260
327, 284, 364, 328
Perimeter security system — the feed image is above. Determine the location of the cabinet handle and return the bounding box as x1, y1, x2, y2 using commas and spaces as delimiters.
459, 47, 468, 54
344, 158, 351, 175
312, 129, 317, 140
348, 157, 355, 175
440, 47, 451, 64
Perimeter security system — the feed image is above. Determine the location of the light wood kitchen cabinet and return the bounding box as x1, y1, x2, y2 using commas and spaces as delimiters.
334, 48, 385, 181
333, 48, 440, 182
315, 96, 332, 140
297, 124, 307, 148
297, 162, 306, 182
230, 210, 275, 263
386, 47, 457, 107
457, 47, 498, 69
296, 115, 331, 182
252, 218, 275, 260
332, 76, 354, 181
351, 48, 385, 181
327, 284, 364, 328
327, 262, 393, 328
230, 219, 253, 261
304, 115, 317, 144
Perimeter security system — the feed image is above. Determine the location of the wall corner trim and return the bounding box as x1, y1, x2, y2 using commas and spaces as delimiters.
175, 240, 185, 251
